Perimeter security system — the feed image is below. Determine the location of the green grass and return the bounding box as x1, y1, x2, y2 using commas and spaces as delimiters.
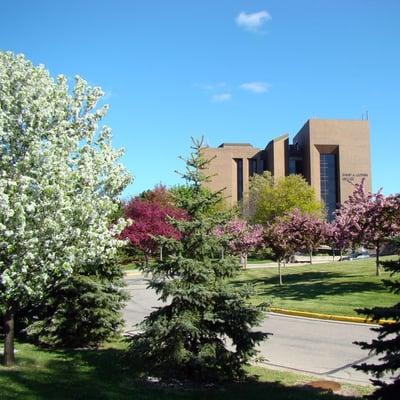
120, 262, 139, 272
0, 340, 371, 400
233, 256, 398, 317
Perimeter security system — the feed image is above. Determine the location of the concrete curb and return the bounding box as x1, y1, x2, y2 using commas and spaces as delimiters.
270, 307, 394, 325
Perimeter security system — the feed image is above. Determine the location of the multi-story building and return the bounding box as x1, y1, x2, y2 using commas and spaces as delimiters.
202, 119, 371, 218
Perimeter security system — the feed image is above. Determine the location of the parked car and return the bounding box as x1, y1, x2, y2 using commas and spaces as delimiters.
343, 251, 370, 260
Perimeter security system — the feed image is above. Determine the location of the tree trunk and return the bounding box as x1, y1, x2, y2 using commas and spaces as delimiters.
309, 249, 313, 264
340, 249, 343, 262
221, 248, 224, 260
240, 254, 247, 269
160, 245, 163, 261
278, 260, 282, 286
332, 248, 335, 262
376, 242, 380, 276
3, 308, 15, 367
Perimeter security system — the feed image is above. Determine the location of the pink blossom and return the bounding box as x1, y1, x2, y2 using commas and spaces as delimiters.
120, 195, 187, 255
214, 218, 264, 258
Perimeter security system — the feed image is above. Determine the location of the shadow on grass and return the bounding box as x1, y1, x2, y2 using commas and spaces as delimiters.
233, 271, 385, 301
1, 344, 362, 400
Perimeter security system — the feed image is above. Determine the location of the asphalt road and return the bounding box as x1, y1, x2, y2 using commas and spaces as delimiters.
123, 274, 383, 385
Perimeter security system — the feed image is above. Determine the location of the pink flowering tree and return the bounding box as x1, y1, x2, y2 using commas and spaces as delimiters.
336, 182, 400, 275
265, 219, 296, 285
327, 213, 353, 261
120, 195, 187, 264
282, 209, 330, 264
214, 219, 264, 268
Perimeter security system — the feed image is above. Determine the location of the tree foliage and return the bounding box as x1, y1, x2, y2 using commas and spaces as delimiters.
26, 259, 128, 348
139, 184, 174, 207
213, 219, 263, 268
0, 52, 131, 365
265, 218, 297, 285
278, 209, 329, 264
128, 138, 267, 382
244, 173, 324, 223
120, 185, 187, 261
335, 182, 400, 275
355, 257, 400, 399
170, 184, 231, 217
327, 213, 354, 260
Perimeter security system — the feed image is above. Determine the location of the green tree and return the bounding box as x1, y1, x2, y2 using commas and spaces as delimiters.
0, 52, 131, 365
170, 184, 232, 217
244, 173, 325, 223
128, 138, 267, 382
25, 259, 128, 349
355, 258, 400, 399
241, 171, 274, 220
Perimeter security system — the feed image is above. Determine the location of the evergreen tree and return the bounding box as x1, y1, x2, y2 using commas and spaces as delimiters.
26, 258, 128, 348
128, 138, 267, 382
355, 258, 400, 399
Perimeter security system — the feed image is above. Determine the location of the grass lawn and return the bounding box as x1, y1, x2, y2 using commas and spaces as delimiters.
233, 256, 398, 317
0, 340, 371, 400
120, 262, 139, 272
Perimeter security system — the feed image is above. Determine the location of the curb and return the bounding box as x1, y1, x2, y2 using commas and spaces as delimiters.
270, 307, 394, 325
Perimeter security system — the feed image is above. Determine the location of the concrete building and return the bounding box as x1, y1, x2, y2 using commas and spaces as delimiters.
202, 119, 371, 218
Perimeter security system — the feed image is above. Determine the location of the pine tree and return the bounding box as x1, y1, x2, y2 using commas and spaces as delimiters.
128, 138, 268, 382
26, 258, 128, 348
355, 258, 400, 399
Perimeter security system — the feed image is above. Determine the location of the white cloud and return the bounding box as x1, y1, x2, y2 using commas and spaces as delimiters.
235, 11, 271, 32
212, 93, 232, 103
240, 82, 271, 93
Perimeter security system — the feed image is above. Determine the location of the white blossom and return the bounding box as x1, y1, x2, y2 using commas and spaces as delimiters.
0, 52, 132, 310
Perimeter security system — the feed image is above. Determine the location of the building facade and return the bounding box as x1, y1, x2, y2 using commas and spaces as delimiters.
202, 119, 371, 217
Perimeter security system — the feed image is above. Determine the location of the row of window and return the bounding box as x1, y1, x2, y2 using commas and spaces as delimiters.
234, 158, 263, 201
320, 153, 338, 220
235, 155, 339, 218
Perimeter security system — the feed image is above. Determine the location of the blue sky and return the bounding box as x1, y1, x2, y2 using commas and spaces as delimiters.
1, 1, 399, 197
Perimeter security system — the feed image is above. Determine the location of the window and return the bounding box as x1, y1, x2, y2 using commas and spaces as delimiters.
260, 159, 266, 171
289, 158, 304, 175
289, 158, 296, 175
320, 153, 338, 220
235, 158, 243, 201
249, 158, 257, 177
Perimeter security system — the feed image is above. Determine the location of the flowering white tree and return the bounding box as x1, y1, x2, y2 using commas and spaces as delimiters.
0, 52, 131, 365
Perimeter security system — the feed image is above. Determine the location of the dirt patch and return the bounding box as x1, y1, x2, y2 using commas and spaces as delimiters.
305, 380, 342, 393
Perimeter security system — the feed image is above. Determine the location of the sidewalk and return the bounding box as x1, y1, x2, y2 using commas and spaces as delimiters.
245, 258, 337, 270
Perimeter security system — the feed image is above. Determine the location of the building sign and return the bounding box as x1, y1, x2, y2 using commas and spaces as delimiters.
341, 173, 368, 182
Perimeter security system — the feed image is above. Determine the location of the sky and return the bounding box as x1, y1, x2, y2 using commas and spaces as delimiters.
1, 0, 399, 197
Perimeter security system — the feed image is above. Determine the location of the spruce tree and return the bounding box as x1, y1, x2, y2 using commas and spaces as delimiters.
26, 258, 128, 348
129, 138, 268, 382
355, 258, 400, 399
